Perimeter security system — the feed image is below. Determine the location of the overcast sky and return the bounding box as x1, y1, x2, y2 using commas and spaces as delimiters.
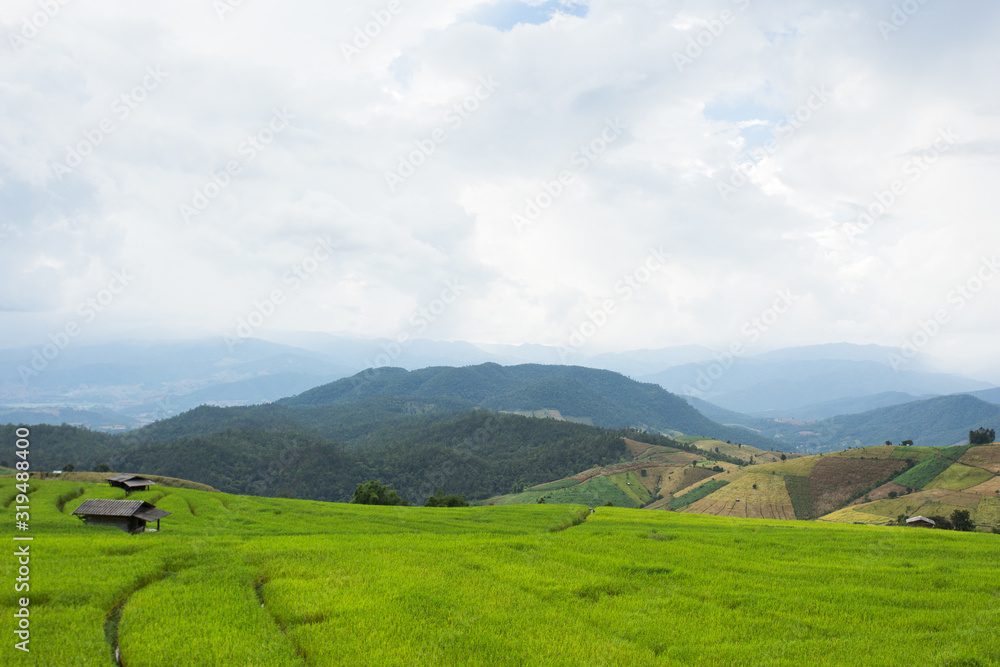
1, 0, 999, 375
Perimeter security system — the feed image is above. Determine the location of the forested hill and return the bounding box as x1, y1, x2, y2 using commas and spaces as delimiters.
278, 363, 781, 449
2, 413, 634, 504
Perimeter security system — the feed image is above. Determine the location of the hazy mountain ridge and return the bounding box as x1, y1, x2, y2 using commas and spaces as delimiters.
684, 394, 1000, 452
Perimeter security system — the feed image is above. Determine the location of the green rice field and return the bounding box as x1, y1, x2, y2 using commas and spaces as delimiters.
2, 476, 999, 665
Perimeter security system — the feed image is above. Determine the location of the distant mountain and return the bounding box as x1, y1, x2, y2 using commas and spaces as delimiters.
0, 339, 351, 425
2, 337, 994, 433
644, 358, 992, 415
279, 363, 782, 449
798, 394, 1000, 451
682, 397, 775, 433
682, 393, 1000, 452
759, 391, 931, 421
968, 388, 1000, 405
749, 343, 914, 365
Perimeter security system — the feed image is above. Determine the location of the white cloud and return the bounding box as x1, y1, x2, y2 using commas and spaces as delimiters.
0, 0, 998, 376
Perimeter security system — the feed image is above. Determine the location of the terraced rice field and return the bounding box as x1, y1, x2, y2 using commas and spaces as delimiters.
4, 476, 1000, 665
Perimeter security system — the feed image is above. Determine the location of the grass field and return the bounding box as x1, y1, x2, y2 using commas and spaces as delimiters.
3, 477, 1000, 665
924, 462, 995, 491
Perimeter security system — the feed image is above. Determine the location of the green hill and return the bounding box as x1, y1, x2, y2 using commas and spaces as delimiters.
278, 363, 782, 449
1, 413, 631, 505
4, 475, 998, 665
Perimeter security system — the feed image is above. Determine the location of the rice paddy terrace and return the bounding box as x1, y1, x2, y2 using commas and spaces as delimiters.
2, 474, 998, 665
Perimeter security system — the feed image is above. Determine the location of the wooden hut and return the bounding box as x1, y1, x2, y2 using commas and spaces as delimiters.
107, 474, 157, 495
71, 499, 170, 534
906, 515, 936, 528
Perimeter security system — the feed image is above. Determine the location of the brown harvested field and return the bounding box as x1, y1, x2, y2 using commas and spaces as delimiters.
659, 466, 717, 496
753, 455, 822, 476
649, 451, 705, 465
966, 475, 1000, 496
809, 457, 909, 517
688, 439, 795, 462
634, 466, 674, 494
959, 445, 1000, 473
682, 473, 796, 520
572, 461, 665, 484
929, 488, 987, 510
833, 445, 898, 459
624, 438, 656, 458
845, 482, 908, 506
976, 496, 1000, 526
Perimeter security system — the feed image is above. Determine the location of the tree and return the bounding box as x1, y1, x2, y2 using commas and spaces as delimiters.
928, 515, 953, 530
424, 491, 469, 507
63, 463, 75, 472
951, 509, 975, 532
780, 454, 787, 462
351, 480, 409, 506
94, 463, 111, 473
885, 440, 892, 446
970, 428, 996, 445
887, 491, 898, 499
901, 440, 913, 446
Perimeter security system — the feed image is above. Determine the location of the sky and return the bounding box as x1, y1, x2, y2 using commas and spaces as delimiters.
1, 0, 999, 377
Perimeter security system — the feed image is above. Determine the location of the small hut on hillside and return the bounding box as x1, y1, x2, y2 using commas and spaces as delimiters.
71, 499, 170, 534
906, 516, 936, 528
107, 474, 157, 495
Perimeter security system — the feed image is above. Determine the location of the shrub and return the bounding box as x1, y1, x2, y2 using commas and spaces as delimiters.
424, 492, 469, 508
351, 480, 409, 506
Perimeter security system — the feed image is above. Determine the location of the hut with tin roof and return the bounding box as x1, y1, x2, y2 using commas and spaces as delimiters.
71, 499, 170, 534
107, 474, 157, 495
